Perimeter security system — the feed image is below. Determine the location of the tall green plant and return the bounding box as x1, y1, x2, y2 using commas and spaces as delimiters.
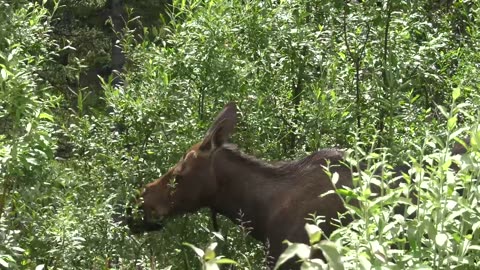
0, 0, 60, 268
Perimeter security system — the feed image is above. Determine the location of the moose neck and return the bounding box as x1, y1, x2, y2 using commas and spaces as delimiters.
209, 146, 281, 241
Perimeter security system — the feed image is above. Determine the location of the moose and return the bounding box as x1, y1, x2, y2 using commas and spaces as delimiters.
127, 102, 469, 269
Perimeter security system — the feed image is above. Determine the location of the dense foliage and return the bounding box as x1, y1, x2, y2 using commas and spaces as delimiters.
0, 0, 479, 269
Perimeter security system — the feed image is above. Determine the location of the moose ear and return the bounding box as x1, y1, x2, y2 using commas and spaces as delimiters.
200, 102, 238, 151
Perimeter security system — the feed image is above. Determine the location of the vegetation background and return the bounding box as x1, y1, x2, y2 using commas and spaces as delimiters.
0, 0, 478, 269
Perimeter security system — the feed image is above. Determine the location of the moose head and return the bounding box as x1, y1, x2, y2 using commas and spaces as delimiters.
128, 103, 237, 233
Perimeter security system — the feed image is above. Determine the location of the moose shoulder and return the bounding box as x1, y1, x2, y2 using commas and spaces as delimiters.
126, 102, 468, 269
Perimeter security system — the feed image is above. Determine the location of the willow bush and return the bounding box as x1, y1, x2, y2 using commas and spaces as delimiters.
0, 0, 479, 269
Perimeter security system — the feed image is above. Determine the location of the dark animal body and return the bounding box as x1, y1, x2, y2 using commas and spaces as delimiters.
127, 103, 468, 269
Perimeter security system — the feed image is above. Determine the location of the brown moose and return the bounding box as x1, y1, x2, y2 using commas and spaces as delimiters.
127, 102, 469, 269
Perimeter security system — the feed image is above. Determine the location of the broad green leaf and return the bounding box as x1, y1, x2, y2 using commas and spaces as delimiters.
0, 258, 8, 268
0, 68, 7, 80
447, 116, 457, 131
442, 159, 452, 171
274, 242, 310, 270
183, 243, 204, 258
316, 240, 344, 270
358, 254, 372, 270
204, 242, 217, 261
26, 157, 39, 166
305, 223, 322, 244
331, 172, 339, 185
205, 261, 220, 270
435, 233, 448, 248
468, 245, 480, 251
449, 128, 468, 142
452, 88, 461, 101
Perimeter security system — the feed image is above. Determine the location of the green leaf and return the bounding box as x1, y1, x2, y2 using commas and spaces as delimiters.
11, 246, 25, 253
447, 116, 457, 131
183, 243, 204, 258
204, 242, 217, 261
442, 159, 452, 171
358, 254, 372, 270
26, 157, 39, 166
331, 172, 339, 185
305, 223, 322, 244
274, 242, 310, 270
468, 245, 480, 251
316, 241, 344, 270
449, 128, 468, 142
39, 112, 54, 122
435, 233, 448, 248
0, 258, 8, 268
205, 261, 220, 270
452, 88, 461, 101
162, 72, 169, 85
212, 231, 224, 241
472, 130, 480, 151
214, 258, 237, 265
0, 68, 7, 80
472, 221, 480, 234
437, 105, 449, 119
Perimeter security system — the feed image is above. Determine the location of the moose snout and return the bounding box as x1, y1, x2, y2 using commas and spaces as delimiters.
125, 201, 164, 234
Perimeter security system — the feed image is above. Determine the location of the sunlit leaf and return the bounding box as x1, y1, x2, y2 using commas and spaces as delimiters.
316, 241, 344, 270
183, 243, 204, 258
452, 88, 460, 101
0, 258, 8, 268
0, 68, 7, 80
25, 157, 39, 166
274, 242, 310, 270
331, 172, 339, 185
447, 116, 457, 131
435, 233, 448, 248
468, 245, 480, 251
215, 258, 237, 265
205, 261, 219, 270
437, 105, 449, 118
204, 242, 217, 261
305, 223, 322, 244
11, 246, 25, 253
38, 112, 54, 122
